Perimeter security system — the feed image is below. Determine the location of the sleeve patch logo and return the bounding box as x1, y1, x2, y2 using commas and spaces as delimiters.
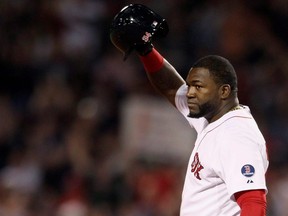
241, 164, 255, 177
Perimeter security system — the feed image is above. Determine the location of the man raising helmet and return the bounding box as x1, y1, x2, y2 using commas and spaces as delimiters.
110, 4, 269, 216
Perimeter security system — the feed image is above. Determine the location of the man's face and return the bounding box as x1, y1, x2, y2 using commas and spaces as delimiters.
186, 67, 221, 120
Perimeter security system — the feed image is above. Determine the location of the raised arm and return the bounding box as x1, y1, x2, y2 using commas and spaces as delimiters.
139, 48, 185, 106
110, 4, 185, 107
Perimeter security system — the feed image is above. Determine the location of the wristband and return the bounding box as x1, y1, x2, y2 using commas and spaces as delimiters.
139, 48, 164, 73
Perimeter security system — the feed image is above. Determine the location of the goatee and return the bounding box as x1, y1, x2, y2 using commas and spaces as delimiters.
188, 101, 215, 119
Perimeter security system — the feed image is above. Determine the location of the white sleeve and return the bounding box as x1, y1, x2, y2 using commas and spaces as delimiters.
175, 84, 207, 133
216, 118, 268, 198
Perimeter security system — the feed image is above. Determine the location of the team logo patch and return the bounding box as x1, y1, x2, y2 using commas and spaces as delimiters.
241, 164, 255, 177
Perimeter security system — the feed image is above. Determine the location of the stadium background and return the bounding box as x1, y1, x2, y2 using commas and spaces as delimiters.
0, 0, 288, 215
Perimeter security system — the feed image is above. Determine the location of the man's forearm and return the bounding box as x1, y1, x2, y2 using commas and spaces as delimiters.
139, 48, 185, 105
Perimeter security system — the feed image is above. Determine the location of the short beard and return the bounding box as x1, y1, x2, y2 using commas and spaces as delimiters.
188, 101, 216, 119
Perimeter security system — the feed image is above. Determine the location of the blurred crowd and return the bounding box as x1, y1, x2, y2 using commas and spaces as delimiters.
1, 0, 288, 215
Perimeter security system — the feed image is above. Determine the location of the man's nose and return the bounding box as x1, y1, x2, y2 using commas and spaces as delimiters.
186, 86, 196, 98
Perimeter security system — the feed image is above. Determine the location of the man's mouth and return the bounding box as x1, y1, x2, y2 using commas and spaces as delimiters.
187, 102, 198, 109
187, 99, 198, 105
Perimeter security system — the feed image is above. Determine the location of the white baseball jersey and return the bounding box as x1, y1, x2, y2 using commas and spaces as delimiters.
175, 84, 269, 216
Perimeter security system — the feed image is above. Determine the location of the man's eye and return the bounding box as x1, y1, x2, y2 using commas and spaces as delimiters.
195, 85, 202, 89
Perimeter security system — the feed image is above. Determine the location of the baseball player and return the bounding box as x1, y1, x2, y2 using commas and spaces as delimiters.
110, 4, 269, 216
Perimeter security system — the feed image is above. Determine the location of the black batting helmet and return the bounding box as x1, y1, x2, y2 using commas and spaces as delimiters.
110, 4, 169, 60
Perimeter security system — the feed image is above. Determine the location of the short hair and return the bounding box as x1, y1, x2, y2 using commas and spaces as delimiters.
193, 55, 238, 92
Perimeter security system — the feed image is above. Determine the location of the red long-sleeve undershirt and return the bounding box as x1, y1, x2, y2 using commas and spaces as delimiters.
234, 189, 267, 216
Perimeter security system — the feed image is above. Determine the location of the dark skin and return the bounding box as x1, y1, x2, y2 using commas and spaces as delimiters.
146, 60, 239, 123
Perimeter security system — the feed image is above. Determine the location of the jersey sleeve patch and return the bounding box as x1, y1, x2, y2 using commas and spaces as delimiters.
241, 164, 255, 177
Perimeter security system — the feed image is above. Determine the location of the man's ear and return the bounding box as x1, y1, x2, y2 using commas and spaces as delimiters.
219, 84, 231, 99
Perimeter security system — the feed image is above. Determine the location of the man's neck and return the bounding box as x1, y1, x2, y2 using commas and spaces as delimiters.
208, 98, 239, 123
